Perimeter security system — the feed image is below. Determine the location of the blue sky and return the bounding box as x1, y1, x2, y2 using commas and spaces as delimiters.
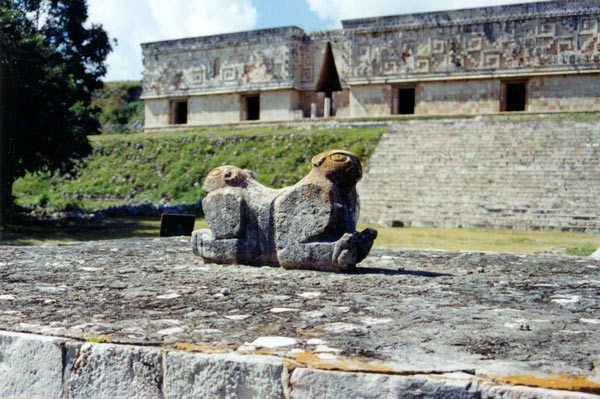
87, 0, 539, 81
253, 0, 332, 31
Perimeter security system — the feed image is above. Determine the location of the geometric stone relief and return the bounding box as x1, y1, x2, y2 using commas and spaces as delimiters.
223, 67, 236, 82
483, 52, 501, 69
557, 38, 574, 54
301, 66, 313, 83
190, 67, 206, 86
537, 22, 555, 37
347, 14, 600, 79
141, 3, 600, 97
581, 17, 599, 34
383, 60, 397, 74
466, 36, 483, 52
414, 57, 430, 73
431, 38, 445, 54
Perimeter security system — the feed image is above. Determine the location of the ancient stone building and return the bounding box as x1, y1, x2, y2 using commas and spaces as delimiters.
142, 0, 600, 128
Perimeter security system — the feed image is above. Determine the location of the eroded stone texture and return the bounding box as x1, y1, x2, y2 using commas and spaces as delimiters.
0, 332, 68, 398
2, 240, 600, 395
290, 369, 481, 399
66, 343, 163, 397
193, 150, 377, 271
164, 352, 285, 399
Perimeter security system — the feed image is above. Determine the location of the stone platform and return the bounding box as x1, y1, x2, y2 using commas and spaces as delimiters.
1, 238, 599, 398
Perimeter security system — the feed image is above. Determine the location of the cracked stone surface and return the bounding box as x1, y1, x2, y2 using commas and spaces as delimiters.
1, 238, 600, 395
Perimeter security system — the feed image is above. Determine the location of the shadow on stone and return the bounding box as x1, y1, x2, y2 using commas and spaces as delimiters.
351, 267, 453, 277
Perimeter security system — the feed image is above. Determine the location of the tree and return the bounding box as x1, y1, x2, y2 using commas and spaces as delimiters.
0, 0, 111, 224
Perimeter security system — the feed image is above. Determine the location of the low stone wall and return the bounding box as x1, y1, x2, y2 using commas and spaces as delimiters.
3, 330, 598, 398
1, 238, 600, 397
358, 116, 600, 231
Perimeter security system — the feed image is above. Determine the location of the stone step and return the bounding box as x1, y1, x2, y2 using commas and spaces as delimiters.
358, 119, 600, 230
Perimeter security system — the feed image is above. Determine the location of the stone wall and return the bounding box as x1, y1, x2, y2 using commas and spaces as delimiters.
415, 79, 500, 115
343, 0, 600, 84
141, 0, 600, 126
529, 74, 600, 112
357, 116, 600, 232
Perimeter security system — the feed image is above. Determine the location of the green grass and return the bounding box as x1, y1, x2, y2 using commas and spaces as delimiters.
0, 218, 166, 246
2, 217, 597, 256
363, 224, 600, 255
566, 243, 598, 256
13, 125, 385, 211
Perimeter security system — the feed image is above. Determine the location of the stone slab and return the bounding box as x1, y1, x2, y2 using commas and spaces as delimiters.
165, 352, 285, 398
66, 342, 163, 397
289, 368, 481, 399
0, 331, 69, 398
1, 238, 600, 396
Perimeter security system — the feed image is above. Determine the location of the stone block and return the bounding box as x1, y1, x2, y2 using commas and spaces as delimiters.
290, 368, 480, 399
164, 352, 285, 399
480, 382, 598, 399
65, 342, 163, 398
0, 331, 71, 398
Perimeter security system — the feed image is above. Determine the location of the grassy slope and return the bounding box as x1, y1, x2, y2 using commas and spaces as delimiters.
91, 81, 144, 134
13, 126, 385, 211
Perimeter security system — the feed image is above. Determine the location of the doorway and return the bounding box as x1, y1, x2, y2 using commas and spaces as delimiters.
397, 88, 415, 114
244, 95, 260, 121
503, 82, 527, 112
172, 100, 188, 124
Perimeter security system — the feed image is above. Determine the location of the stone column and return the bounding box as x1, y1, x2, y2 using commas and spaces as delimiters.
324, 97, 331, 118
310, 103, 317, 119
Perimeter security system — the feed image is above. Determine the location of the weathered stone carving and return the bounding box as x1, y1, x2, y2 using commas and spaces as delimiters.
142, 1, 600, 99
192, 150, 377, 271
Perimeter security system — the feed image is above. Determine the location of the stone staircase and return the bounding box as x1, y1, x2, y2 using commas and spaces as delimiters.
357, 116, 600, 232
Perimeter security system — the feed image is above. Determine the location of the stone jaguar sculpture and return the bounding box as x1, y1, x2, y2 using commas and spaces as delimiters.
192, 150, 377, 272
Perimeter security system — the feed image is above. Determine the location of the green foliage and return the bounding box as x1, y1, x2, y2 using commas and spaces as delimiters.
92, 81, 144, 134
13, 126, 385, 210
566, 244, 598, 257
0, 0, 111, 220
35, 192, 50, 208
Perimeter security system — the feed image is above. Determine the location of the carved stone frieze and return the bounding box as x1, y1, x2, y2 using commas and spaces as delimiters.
141, 1, 600, 99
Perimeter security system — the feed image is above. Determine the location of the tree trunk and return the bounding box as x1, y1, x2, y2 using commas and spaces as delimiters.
0, 18, 6, 228
0, 16, 11, 228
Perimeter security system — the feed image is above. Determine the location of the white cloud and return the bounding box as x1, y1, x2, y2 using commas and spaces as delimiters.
306, 0, 540, 25
87, 0, 257, 81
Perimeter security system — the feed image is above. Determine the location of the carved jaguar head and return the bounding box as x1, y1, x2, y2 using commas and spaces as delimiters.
311, 150, 362, 186
203, 165, 257, 193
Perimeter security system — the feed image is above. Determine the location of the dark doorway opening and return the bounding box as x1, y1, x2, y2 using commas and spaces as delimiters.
504, 82, 526, 111
316, 42, 342, 117
316, 42, 342, 98
174, 101, 187, 124
398, 88, 415, 114
246, 95, 260, 120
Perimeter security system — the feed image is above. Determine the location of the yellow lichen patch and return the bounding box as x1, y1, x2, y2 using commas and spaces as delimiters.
292, 351, 396, 374
243, 349, 284, 356
175, 343, 235, 353
283, 358, 302, 371
488, 374, 600, 394
87, 334, 111, 343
